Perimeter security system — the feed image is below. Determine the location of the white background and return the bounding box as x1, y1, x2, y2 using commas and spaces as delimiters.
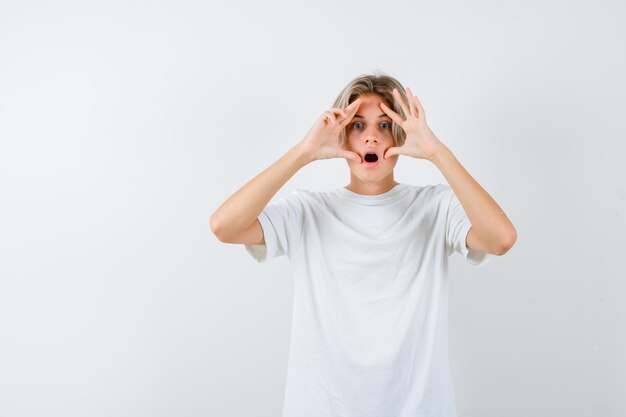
1, 0, 624, 416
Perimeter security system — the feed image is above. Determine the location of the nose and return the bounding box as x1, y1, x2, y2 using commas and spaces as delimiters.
363, 135, 379, 145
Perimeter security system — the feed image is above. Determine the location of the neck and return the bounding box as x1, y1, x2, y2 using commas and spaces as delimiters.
344, 175, 399, 196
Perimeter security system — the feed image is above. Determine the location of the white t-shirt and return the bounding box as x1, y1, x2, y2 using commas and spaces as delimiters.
245, 183, 493, 417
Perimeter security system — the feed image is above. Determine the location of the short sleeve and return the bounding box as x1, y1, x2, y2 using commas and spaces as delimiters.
443, 185, 494, 267
244, 190, 305, 263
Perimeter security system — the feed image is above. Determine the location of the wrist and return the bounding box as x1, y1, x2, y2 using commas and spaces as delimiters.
428, 143, 452, 165
292, 142, 315, 166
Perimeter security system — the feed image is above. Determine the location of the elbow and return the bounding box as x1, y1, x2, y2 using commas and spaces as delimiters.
210, 215, 241, 244
496, 228, 517, 256
209, 213, 226, 242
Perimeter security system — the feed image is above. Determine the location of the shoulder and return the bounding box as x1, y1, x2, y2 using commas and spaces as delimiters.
430, 183, 456, 201
402, 184, 456, 214
291, 187, 338, 205
431, 182, 451, 194
403, 183, 450, 201
273, 188, 328, 213
274, 188, 314, 203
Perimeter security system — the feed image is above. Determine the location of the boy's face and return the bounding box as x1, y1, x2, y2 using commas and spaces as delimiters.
343, 94, 399, 181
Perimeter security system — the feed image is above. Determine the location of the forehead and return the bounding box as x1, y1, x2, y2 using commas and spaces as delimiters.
355, 93, 386, 105
352, 94, 389, 119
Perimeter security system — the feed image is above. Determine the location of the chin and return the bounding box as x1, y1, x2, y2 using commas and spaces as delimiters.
352, 169, 394, 181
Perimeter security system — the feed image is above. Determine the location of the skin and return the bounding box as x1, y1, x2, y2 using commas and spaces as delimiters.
378, 86, 517, 255
211, 86, 517, 256
342, 94, 401, 196
305, 85, 517, 254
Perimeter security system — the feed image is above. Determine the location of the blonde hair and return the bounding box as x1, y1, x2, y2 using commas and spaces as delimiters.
332, 71, 410, 148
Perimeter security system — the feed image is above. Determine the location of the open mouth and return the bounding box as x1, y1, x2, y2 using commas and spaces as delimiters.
363, 152, 379, 163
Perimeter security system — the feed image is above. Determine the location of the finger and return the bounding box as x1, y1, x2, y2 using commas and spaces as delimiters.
406, 87, 417, 117
413, 95, 425, 118
338, 149, 361, 163
384, 146, 401, 160
330, 108, 348, 122
323, 111, 337, 125
343, 97, 362, 116
339, 100, 361, 129
392, 88, 411, 119
348, 99, 361, 115
346, 97, 362, 109
338, 116, 352, 130
379, 102, 404, 126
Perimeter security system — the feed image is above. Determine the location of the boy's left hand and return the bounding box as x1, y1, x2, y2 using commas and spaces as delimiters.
380, 87, 446, 161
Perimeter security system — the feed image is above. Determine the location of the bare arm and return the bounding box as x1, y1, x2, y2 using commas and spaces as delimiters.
209, 97, 363, 244
380, 87, 517, 255
209, 144, 312, 243
430, 145, 517, 255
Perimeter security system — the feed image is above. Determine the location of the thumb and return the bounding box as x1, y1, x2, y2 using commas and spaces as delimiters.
338, 150, 362, 163
384, 147, 401, 159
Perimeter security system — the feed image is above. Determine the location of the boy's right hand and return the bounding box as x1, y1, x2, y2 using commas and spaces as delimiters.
298, 98, 363, 164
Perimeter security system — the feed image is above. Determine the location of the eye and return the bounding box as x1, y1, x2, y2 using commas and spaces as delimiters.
351, 121, 391, 130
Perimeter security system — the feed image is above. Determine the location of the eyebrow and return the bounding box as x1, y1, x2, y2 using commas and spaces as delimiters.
353, 114, 387, 118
